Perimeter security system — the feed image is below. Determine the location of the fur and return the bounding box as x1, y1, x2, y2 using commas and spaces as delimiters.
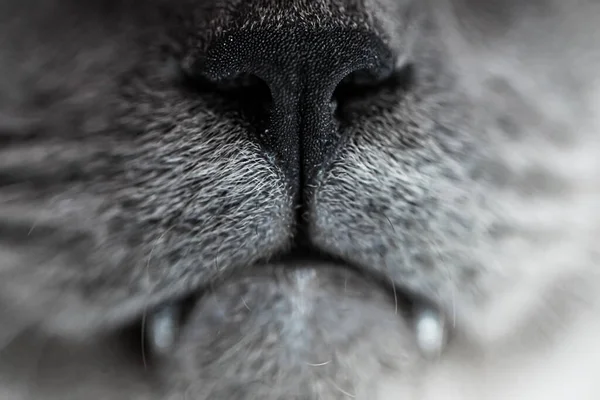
1, 0, 599, 399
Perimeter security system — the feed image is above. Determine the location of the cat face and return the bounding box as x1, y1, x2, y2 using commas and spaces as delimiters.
1, 0, 599, 399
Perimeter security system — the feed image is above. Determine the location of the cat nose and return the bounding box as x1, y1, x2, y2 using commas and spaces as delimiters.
194, 27, 395, 197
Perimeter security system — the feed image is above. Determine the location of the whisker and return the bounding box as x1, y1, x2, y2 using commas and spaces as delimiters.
327, 378, 356, 398
390, 274, 398, 316
141, 307, 147, 370
306, 360, 331, 367
240, 295, 251, 311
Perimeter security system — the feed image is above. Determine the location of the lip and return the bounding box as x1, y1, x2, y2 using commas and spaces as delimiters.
269, 247, 441, 312
203, 247, 421, 315
145, 248, 448, 360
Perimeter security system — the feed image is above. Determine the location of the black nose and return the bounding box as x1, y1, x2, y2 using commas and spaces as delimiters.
195, 27, 394, 197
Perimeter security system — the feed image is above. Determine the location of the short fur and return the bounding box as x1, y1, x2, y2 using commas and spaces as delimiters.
1, 0, 599, 399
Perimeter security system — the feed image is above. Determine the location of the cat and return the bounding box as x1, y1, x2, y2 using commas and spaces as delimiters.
1, 0, 599, 399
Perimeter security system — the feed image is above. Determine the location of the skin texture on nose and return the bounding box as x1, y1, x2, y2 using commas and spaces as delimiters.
195, 27, 394, 200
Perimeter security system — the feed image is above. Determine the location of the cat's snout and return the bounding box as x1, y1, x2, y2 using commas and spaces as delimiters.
188, 27, 395, 195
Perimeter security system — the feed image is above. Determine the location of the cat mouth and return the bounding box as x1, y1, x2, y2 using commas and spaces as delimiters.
143, 249, 449, 362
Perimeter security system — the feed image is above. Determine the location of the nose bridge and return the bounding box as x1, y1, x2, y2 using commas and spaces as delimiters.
198, 27, 393, 196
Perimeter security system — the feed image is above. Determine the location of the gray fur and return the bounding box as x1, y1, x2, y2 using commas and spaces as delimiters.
1, 0, 600, 399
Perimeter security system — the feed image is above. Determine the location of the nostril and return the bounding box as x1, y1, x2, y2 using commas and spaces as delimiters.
180, 63, 273, 128
340, 64, 395, 87
207, 72, 267, 93
332, 64, 414, 103
181, 59, 271, 101
221, 73, 273, 125
332, 63, 415, 113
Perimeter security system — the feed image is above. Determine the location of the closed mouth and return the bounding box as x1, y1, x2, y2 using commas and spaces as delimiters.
142, 246, 449, 363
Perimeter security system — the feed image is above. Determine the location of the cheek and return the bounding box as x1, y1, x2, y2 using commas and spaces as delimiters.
448, 69, 600, 344
113, 115, 295, 289
310, 116, 490, 322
